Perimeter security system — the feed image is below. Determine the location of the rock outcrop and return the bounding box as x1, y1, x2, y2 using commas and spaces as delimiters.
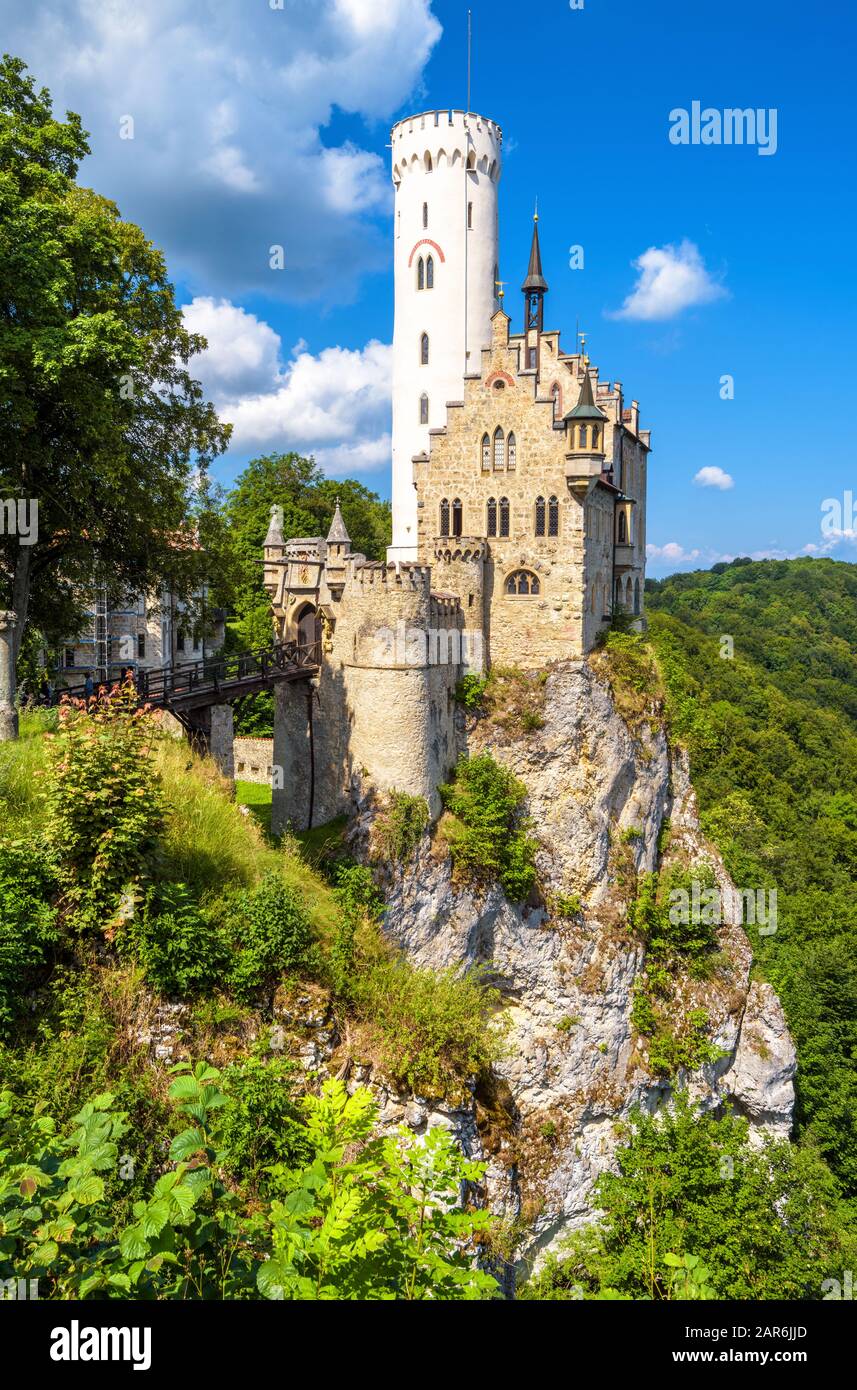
378, 661, 796, 1261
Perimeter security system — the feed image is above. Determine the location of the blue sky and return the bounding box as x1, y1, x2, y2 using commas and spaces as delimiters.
4, 0, 856, 574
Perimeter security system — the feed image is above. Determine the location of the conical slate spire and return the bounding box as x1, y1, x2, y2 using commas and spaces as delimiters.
264, 504, 284, 547
564, 370, 606, 421
326, 498, 350, 545
521, 212, 549, 293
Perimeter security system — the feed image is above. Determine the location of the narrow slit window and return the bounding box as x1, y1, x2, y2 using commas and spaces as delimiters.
535, 495, 546, 537
419, 393, 429, 424
507, 432, 516, 469
481, 433, 491, 471
493, 426, 505, 470
426, 254, 434, 289
417, 257, 424, 290
452, 498, 463, 537
420, 333, 429, 365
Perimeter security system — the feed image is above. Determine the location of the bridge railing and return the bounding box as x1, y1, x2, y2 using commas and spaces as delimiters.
55, 639, 321, 708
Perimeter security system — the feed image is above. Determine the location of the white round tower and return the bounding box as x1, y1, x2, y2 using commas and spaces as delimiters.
389, 109, 502, 561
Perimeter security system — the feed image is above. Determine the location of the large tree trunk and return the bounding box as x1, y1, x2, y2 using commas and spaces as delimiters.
0, 610, 18, 741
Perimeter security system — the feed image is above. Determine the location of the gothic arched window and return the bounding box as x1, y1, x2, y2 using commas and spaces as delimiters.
417, 257, 425, 290
487, 497, 497, 537
499, 496, 510, 537
420, 333, 429, 365
426, 255, 434, 289
579, 424, 588, 449
422, 201, 428, 229
419, 393, 429, 424
493, 426, 505, 470
452, 497, 463, 537
439, 498, 450, 537
591, 425, 600, 451
505, 569, 540, 596
548, 495, 559, 537
507, 432, 516, 469
481, 434, 491, 471
617, 511, 628, 544
535, 495, 546, 537
551, 382, 561, 416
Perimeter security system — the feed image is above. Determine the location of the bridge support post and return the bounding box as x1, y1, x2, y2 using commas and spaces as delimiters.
185, 702, 234, 780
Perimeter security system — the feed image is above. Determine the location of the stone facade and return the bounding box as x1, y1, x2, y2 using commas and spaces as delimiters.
265, 518, 463, 831
234, 737, 275, 784
414, 310, 648, 666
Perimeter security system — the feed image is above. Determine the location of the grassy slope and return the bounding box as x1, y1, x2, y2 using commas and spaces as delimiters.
647, 558, 857, 1195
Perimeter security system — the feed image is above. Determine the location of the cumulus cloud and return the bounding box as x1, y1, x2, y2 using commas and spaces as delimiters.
183, 297, 391, 473
609, 240, 727, 321
646, 542, 703, 565
694, 466, 734, 490
1, 0, 441, 300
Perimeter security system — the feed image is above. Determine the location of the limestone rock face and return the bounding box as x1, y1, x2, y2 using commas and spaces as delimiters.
380, 661, 796, 1260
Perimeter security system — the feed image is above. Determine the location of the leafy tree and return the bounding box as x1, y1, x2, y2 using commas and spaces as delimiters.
0, 55, 230, 738
520, 1096, 856, 1301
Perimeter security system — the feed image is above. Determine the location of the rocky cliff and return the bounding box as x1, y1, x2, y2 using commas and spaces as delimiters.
377, 660, 796, 1262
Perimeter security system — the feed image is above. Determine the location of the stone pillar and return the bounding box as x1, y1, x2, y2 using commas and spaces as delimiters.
272, 680, 313, 833
0, 610, 18, 742
185, 702, 234, 779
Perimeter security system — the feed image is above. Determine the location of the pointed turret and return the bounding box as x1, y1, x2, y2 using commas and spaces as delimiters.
521, 213, 549, 294
564, 370, 606, 421
326, 498, 350, 546
264, 504, 284, 549
522, 208, 548, 365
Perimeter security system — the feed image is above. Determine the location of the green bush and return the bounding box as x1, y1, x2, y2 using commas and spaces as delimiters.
226, 873, 316, 1004
46, 692, 164, 929
219, 1054, 312, 1191
439, 753, 537, 900
352, 959, 504, 1098
117, 882, 228, 998
455, 673, 488, 711
373, 790, 430, 863
0, 842, 59, 1033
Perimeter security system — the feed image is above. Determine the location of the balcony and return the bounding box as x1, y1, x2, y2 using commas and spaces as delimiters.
614, 544, 634, 569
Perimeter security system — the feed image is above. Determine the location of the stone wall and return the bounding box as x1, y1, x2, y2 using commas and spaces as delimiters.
234, 737, 275, 784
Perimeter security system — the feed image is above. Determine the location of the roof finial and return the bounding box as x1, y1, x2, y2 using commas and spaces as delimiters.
534, 197, 538, 223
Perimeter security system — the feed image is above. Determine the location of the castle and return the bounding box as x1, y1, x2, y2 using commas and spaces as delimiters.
264, 108, 650, 831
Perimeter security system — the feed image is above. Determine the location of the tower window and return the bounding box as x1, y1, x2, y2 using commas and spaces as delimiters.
417, 257, 425, 290
452, 498, 463, 537
548, 495, 559, 537
419, 393, 429, 424
551, 382, 561, 415
579, 424, 588, 449
493, 426, 505, 470
137, 632, 146, 659
467, 201, 473, 228
481, 433, 491, 471
423, 201, 428, 228
505, 569, 540, 596
507, 432, 516, 469
439, 498, 450, 537
617, 511, 628, 544
499, 496, 510, 537
426, 254, 434, 289
420, 333, 429, 365
535, 495, 546, 537
487, 497, 497, 537
528, 346, 537, 368
591, 425, 600, 450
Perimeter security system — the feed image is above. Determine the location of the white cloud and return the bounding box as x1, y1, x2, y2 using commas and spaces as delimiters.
646, 542, 702, 565
0, 0, 442, 300
609, 240, 727, 321
694, 466, 734, 490
183, 296, 391, 473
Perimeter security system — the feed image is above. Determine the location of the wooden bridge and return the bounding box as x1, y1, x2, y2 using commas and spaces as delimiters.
55, 639, 320, 716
